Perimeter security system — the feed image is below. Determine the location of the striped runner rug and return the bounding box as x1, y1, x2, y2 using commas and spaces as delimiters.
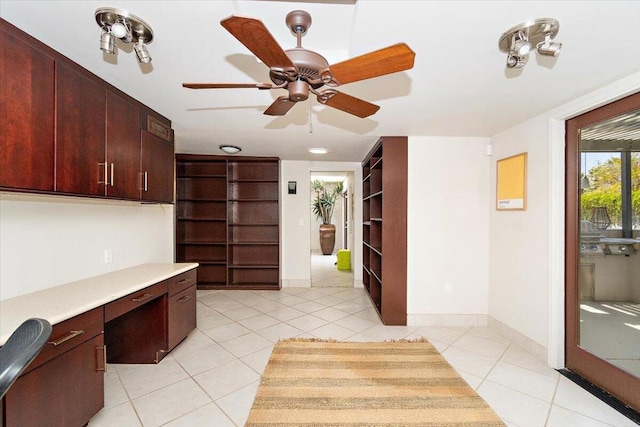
246, 339, 505, 426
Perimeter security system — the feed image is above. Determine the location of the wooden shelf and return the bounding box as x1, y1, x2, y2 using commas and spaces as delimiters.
176, 155, 281, 290
177, 241, 226, 245
228, 179, 278, 183
177, 217, 226, 221
177, 198, 226, 202
228, 242, 278, 246
227, 198, 278, 202
361, 137, 407, 325
178, 174, 226, 178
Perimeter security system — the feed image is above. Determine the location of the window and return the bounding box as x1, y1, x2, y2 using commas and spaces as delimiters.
581, 151, 639, 233
579, 109, 640, 236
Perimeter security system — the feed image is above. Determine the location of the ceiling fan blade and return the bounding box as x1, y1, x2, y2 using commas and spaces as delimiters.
182, 83, 273, 89
328, 43, 415, 85
264, 96, 297, 116
221, 16, 296, 70
319, 91, 380, 118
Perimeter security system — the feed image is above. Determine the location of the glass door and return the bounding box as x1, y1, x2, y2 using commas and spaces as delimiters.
565, 92, 640, 412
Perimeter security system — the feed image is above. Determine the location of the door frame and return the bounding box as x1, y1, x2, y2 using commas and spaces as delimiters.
564, 91, 640, 410
547, 72, 640, 369
547, 72, 639, 372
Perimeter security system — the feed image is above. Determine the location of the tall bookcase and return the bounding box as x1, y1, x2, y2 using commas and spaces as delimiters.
175, 154, 280, 290
362, 137, 407, 325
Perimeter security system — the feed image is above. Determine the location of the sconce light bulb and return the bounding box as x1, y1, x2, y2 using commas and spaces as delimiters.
515, 40, 531, 56
111, 21, 128, 38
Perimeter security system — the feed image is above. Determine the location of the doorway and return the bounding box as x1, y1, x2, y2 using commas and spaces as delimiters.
565, 91, 640, 412
310, 171, 354, 287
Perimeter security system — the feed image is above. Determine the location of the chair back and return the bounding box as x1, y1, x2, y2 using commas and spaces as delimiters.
0, 318, 53, 399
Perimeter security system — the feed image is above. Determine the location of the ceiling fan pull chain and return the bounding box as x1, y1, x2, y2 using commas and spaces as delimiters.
309, 99, 313, 134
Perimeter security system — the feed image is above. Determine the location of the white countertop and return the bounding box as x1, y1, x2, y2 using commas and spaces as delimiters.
0, 263, 198, 345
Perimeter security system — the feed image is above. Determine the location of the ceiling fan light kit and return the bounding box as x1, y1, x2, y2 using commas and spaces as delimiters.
95, 7, 154, 63
499, 18, 561, 69
183, 10, 416, 119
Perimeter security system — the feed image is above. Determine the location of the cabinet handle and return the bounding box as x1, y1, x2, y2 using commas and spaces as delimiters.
177, 295, 192, 303
99, 162, 108, 185
110, 163, 114, 187
144, 172, 148, 191
177, 278, 192, 285
48, 330, 85, 346
132, 293, 153, 303
97, 345, 107, 372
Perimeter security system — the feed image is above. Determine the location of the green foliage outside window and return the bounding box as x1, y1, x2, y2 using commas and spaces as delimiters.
581, 153, 640, 229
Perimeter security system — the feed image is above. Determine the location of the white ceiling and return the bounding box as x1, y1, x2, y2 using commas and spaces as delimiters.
1, 1, 639, 161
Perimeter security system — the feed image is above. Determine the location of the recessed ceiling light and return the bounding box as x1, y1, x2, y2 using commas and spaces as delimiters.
219, 144, 241, 154
308, 148, 328, 154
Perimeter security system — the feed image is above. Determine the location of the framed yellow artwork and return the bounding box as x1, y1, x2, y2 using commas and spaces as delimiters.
496, 152, 527, 210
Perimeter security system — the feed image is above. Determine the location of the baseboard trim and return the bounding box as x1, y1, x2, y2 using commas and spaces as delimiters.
488, 316, 547, 363
281, 279, 311, 288
407, 314, 488, 327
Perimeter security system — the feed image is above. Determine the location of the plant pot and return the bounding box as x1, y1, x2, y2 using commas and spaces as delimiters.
319, 224, 336, 255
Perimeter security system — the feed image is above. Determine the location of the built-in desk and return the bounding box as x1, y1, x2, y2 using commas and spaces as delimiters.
0, 263, 198, 427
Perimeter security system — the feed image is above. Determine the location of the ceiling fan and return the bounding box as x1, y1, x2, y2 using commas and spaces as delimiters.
182, 10, 415, 118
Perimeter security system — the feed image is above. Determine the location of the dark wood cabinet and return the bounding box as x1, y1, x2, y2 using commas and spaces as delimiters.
3, 308, 105, 427
362, 137, 407, 325
0, 24, 55, 191
167, 269, 197, 350
168, 285, 197, 350
106, 91, 142, 200
0, 266, 197, 427
141, 131, 175, 203
55, 62, 107, 196
104, 281, 168, 364
0, 18, 175, 204
175, 155, 280, 289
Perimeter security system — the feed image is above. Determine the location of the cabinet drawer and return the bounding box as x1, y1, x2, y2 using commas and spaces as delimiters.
24, 307, 104, 375
104, 282, 167, 322
168, 285, 197, 350
4, 334, 105, 427
167, 269, 197, 296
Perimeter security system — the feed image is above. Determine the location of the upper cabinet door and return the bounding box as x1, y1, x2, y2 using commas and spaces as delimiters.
55, 62, 106, 196
106, 92, 141, 200
141, 130, 174, 203
0, 28, 55, 191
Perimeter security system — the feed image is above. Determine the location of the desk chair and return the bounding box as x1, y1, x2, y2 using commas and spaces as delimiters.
0, 318, 52, 399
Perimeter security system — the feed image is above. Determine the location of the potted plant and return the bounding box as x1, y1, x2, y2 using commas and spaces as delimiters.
311, 179, 345, 255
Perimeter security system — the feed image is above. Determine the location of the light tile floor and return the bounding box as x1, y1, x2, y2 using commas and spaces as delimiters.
311, 249, 353, 287
88, 287, 637, 427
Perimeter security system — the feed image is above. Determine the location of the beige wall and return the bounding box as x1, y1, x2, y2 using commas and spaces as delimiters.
489, 115, 550, 347
0, 193, 174, 300
406, 136, 492, 324
280, 160, 362, 287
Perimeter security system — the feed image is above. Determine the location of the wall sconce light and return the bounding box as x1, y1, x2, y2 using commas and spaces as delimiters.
499, 18, 561, 69
95, 7, 153, 63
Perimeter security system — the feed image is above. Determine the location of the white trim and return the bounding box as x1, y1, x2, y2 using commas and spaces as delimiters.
281, 279, 311, 288
407, 314, 488, 327
489, 317, 547, 362
546, 72, 640, 369
547, 117, 566, 369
